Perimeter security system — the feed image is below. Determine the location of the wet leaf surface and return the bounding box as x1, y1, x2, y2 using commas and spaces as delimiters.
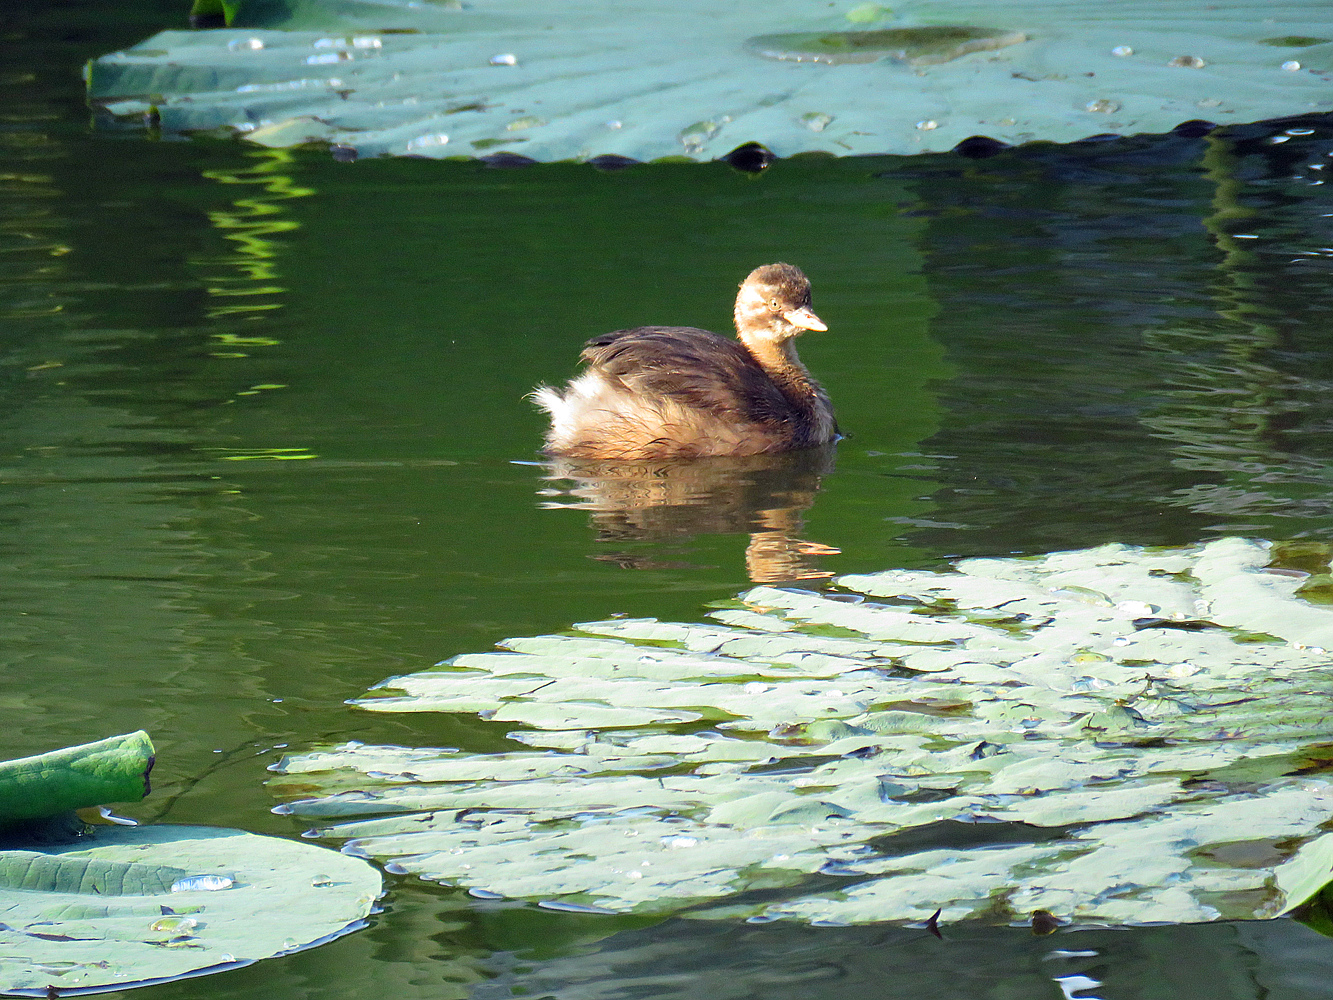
271, 538, 1333, 925
0, 825, 381, 995
86, 1, 1333, 160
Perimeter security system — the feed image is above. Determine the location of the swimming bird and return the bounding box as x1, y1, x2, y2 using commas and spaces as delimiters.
532, 263, 836, 460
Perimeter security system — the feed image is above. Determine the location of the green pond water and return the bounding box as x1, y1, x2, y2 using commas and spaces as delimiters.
6, 0, 1333, 996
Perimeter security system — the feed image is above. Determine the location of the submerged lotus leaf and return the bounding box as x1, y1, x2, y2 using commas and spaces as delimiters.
272, 538, 1333, 926
765, 843, 1071, 923
86, 1, 1333, 161
1259, 35, 1331, 47
746, 26, 1028, 66
0, 824, 380, 996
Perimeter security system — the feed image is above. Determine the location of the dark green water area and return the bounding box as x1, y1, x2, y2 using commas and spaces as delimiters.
6, 0, 1333, 996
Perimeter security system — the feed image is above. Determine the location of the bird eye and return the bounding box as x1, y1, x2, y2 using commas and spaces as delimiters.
769, 297, 780, 310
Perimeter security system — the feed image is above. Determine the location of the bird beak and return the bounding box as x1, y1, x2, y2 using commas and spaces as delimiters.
784, 306, 827, 332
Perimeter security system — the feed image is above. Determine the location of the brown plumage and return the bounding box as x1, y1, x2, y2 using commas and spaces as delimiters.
532, 263, 836, 460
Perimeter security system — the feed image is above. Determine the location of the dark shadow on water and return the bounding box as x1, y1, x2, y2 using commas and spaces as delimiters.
470, 912, 1333, 1000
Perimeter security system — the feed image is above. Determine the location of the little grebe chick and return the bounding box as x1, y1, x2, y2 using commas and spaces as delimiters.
533, 263, 836, 460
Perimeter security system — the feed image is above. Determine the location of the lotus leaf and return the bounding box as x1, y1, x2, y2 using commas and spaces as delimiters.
0, 732, 153, 824
86, 0, 1333, 161
0, 824, 381, 996
272, 539, 1333, 926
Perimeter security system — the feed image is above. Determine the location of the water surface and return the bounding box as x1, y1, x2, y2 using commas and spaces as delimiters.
4, 1, 1333, 996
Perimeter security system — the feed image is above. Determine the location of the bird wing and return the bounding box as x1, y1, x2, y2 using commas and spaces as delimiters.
579, 326, 792, 423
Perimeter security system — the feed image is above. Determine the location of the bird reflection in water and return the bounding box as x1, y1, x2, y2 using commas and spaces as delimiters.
536, 443, 840, 583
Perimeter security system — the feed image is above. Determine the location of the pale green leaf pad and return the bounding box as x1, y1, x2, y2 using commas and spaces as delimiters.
0, 825, 381, 996
270, 538, 1333, 926
86, 0, 1333, 160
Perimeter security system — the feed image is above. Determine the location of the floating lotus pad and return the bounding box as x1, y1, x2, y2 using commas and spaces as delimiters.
269, 538, 1333, 926
0, 824, 381, 996
86, 0, 1333, 161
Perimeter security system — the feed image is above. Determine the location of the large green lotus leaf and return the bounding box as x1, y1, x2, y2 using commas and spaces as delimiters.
86, 0, 1333, 161
0, 824, 381, 996
0, 732, 153, 824
271, 538, 1333, 925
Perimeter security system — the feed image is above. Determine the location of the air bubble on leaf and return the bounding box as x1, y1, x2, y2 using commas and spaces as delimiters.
405, 133, 448, 150
605, 119, 623, 129
679, 119, 722, 153
1070, 651, 1111, 665
306, 52, 348, 65
149, 917, 198, 933
801, 112, 834, 132
846, 3, 894, 24
489, 53, 518, 66
171, 874, 235, 892
352, 37, 382, 49
1168, 55, 1206, 68
1282, 60, 1302, 71
1085, 99, 1120, 113
229, 38, 264, 51
1111, 45, 1133, 57
1071, 677, 1112, 692
311, 873, 335, 887
916, 119, 938, 131
1117, 601, 1158, 617
662, 835, 699, 848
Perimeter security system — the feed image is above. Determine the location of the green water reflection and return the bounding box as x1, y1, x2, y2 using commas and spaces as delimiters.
4, 0, 1333, 996
0, 94, 945, 827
